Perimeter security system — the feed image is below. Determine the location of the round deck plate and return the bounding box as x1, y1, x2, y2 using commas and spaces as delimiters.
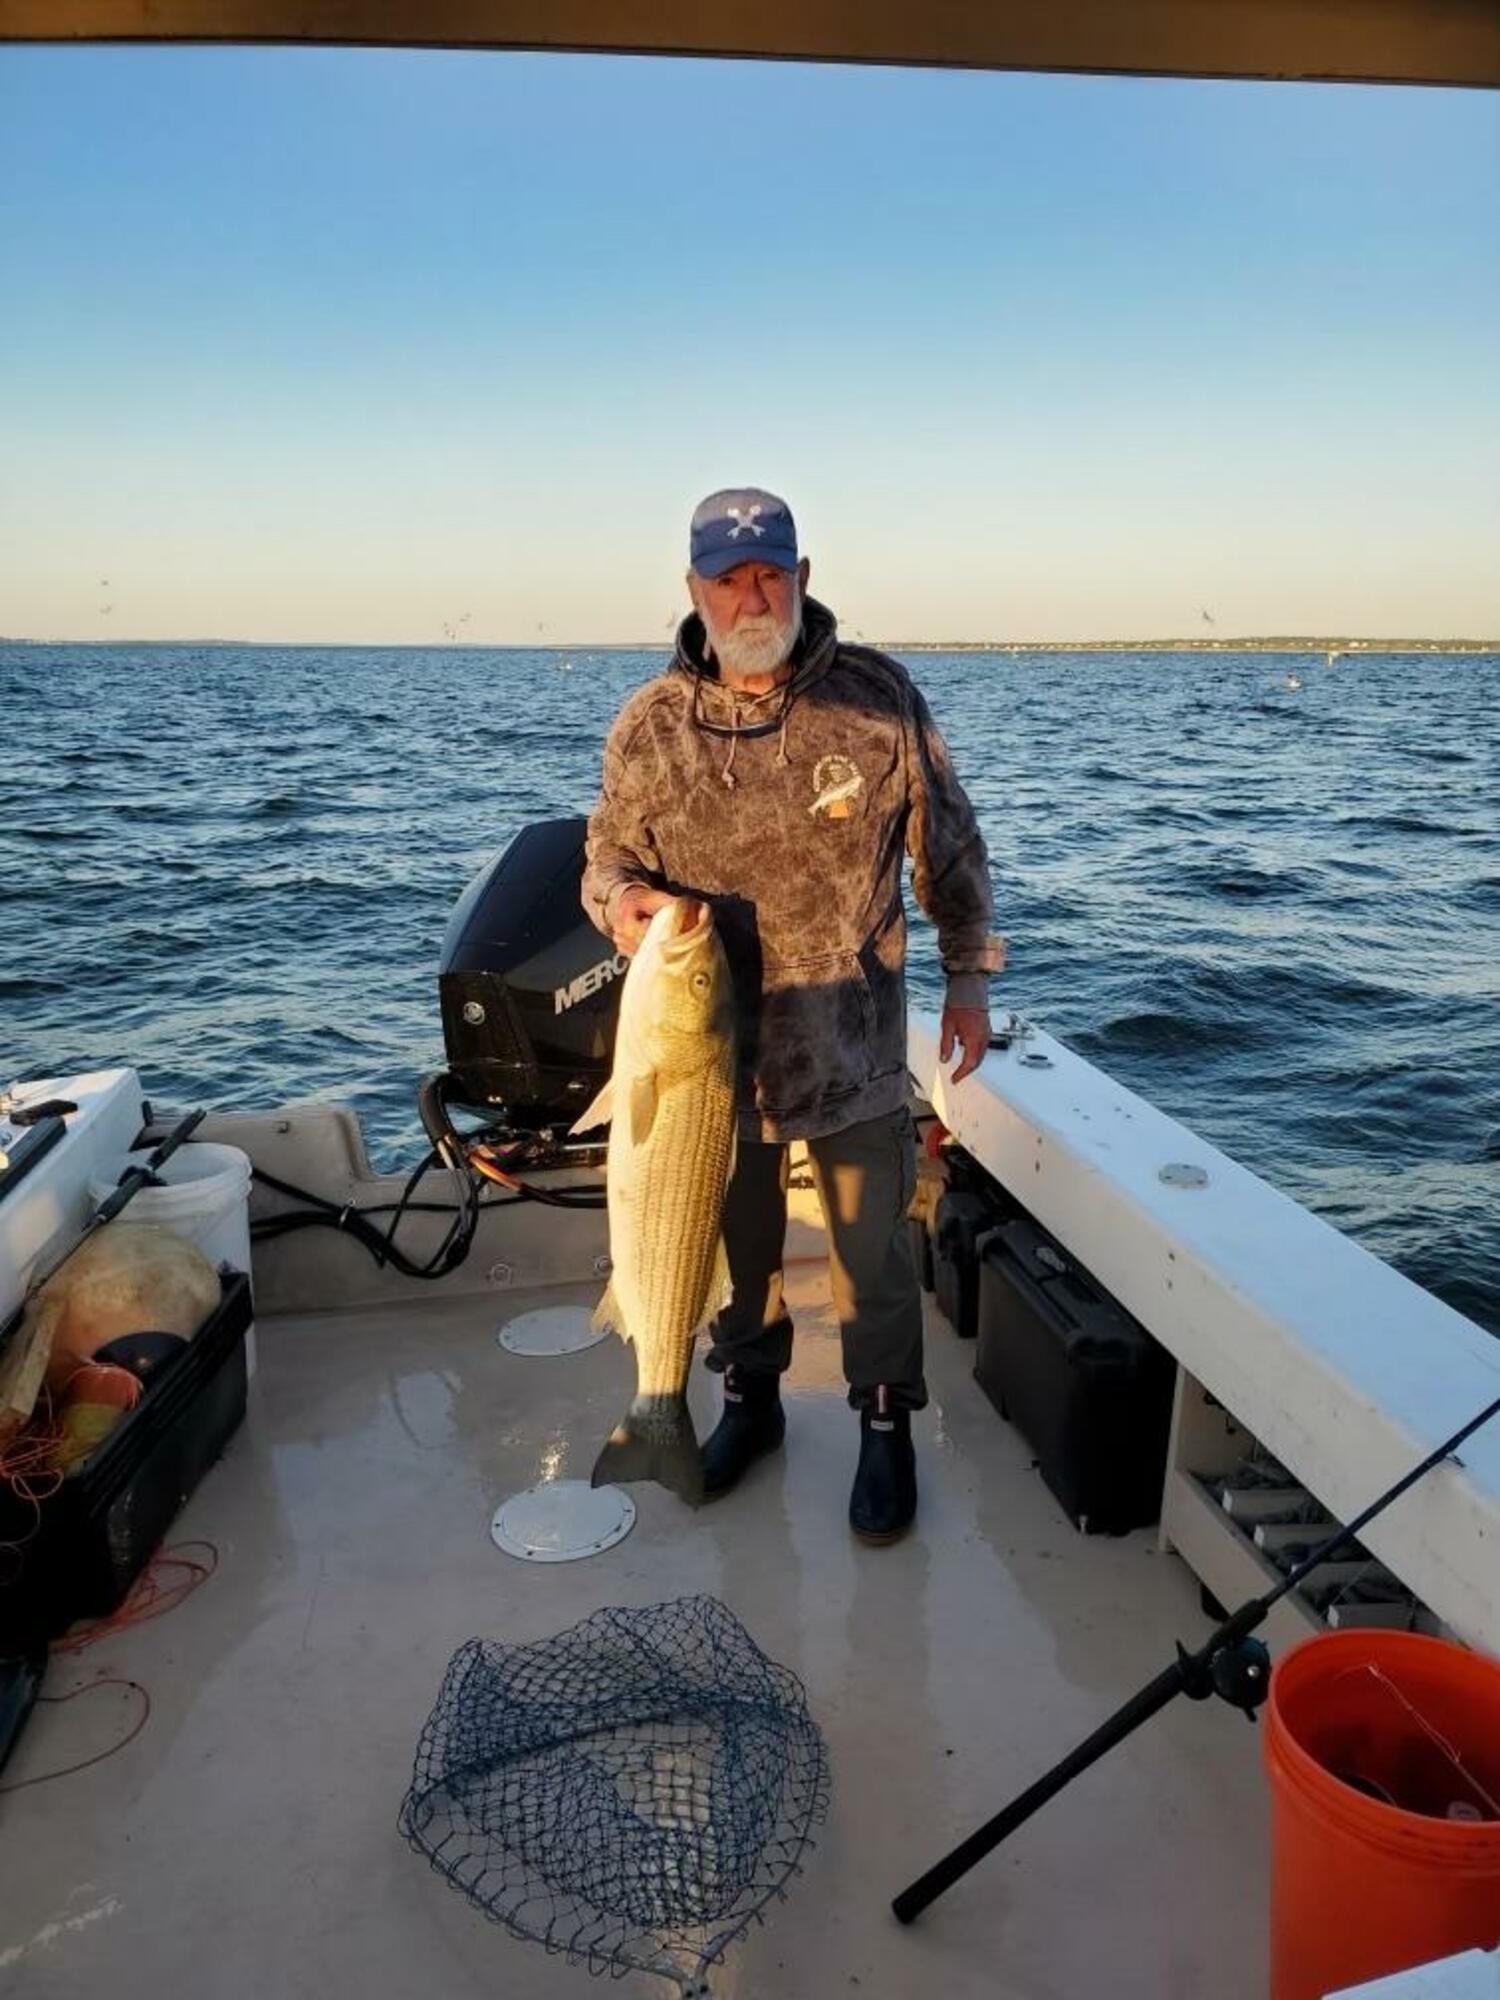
490, 1480, 636, 1562
497, 1305, 608, 1356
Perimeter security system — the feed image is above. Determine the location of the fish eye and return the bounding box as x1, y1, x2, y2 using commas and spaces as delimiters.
692, 972, 709, 991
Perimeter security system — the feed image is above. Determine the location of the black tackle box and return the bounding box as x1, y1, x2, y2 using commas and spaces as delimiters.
0, 1269, 251, 1651
932, 1189, 1008, 1339
975, 1220, 1174, 1533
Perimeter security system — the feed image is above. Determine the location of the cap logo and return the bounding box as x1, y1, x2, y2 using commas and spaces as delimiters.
690, 488, 796, 577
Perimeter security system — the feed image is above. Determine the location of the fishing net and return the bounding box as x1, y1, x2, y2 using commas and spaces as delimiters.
399, 1595, 829, 1990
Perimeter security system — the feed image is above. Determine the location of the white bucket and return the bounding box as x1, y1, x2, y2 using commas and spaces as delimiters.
90, 1141, 257, 1373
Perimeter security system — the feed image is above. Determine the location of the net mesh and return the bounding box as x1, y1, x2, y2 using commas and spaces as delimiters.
399, 1595, 829, 1988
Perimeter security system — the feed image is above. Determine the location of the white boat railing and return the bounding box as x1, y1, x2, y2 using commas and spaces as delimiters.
909, 1010, 1500, 1655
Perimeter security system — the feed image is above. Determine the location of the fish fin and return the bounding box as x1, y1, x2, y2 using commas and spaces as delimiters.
591, 1395, 702, 1508
568, 1079, 614, 1136
590, 1281, 624, 1337
628, 1073, 659, 1147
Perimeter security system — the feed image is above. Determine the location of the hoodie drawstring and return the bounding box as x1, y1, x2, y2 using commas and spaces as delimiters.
718, 693, 791, 783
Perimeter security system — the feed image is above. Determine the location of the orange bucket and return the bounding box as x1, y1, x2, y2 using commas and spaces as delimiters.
1264, 1628, 1500, 2000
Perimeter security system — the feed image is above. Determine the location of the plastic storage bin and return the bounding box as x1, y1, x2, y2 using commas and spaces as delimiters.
0, 1270, 251, 1650
932, 1190, 1004, 1339
975, 1218, 1174, 1532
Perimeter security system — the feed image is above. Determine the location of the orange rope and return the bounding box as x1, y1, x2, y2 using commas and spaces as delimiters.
0, 1380, 67, 1500
0, 1383, 66, 1581
53, 1540, 219, 1654
0, 1540, 219, 1797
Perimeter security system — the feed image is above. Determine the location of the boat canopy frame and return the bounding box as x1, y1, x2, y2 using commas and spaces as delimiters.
3, 0, 1499, 89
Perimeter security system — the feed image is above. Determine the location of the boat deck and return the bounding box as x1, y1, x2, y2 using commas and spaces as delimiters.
1, 1263, 1268, 1998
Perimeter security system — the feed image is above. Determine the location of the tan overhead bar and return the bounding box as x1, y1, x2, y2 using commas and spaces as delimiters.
2, 0, 1499, 87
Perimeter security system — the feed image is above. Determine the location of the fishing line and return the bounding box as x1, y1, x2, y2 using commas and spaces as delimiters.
0, 1677, 151, 1796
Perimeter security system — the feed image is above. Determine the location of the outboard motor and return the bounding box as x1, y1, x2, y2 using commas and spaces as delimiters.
436, 816, 625, 1133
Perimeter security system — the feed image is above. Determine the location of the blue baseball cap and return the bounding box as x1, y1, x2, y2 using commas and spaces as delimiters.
689, 487, 799, 579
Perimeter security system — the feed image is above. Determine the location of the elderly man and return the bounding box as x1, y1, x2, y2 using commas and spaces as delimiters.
582, 488, 1001, 1543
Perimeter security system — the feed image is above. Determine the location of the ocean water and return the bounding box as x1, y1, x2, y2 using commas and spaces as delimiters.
4, 640, 1497, 1334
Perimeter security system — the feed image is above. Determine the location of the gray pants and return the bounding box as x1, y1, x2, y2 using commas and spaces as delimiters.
705, 1108, 927, 1411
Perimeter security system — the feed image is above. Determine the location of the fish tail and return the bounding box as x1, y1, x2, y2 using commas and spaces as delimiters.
591, 1394, 702, 1508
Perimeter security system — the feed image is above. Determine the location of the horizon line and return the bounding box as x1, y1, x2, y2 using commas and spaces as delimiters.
3, 633, 1497, 654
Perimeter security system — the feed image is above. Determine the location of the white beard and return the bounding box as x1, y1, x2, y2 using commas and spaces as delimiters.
704, 592, 801, 682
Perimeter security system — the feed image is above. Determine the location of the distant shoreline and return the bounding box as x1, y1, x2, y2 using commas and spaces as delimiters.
2, 635, 1496, 655
879, 639, 1498, 655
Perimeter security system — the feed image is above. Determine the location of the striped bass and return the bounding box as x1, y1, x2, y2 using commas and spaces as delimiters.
570, 896, 737, 1505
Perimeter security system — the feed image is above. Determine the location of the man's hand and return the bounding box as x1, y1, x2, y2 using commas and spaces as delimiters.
940, 1005, 991, 1086
610, 884, 676, 957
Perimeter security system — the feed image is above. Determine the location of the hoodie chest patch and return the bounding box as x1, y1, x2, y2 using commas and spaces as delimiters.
808, 753, 864, 821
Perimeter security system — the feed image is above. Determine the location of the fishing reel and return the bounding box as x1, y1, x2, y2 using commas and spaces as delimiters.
1177, 1634, 1272, 1720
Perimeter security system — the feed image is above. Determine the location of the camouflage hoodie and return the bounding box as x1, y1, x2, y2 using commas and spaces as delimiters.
582, 596, 1004, 1142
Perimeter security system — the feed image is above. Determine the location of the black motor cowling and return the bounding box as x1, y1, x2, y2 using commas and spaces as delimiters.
438, 817, 625, 1130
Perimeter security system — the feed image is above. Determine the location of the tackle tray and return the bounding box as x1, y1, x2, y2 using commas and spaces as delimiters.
0, 1269, 250, 1651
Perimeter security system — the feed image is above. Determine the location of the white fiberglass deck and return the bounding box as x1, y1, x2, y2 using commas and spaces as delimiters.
0, 1259, 1267, 2000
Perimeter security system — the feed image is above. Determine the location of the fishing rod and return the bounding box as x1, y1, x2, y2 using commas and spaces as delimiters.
892, 1389, 1500, 1925
15, 1109, 209, 1305
96, 1110, 207, 1222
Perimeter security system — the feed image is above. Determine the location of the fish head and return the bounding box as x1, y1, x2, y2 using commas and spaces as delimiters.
622, 896, 735, 1078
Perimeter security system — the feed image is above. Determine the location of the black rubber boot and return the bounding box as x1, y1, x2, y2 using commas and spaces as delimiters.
849, 1390, 917, 1544
701, 1366, 785, 1499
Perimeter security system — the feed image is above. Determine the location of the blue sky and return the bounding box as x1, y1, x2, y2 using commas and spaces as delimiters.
1, 49, 1496, 642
